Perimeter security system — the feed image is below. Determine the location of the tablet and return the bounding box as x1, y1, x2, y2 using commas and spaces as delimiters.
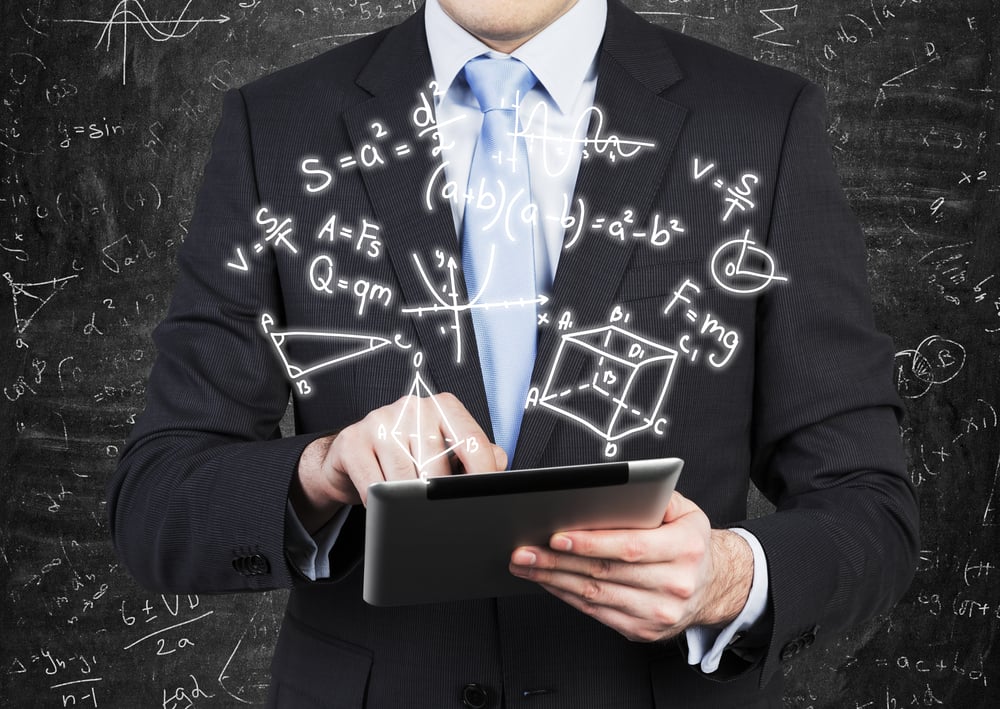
363, 457, 683, 606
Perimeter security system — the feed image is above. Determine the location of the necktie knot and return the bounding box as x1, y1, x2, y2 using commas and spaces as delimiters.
463, 56, 537, 114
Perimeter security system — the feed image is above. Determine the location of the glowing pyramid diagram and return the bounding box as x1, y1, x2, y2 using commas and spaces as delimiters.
390, 371, 467, 475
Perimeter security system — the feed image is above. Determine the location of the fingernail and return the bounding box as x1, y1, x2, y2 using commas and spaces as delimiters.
511, 549, 536, 566
551, 535, 572, 551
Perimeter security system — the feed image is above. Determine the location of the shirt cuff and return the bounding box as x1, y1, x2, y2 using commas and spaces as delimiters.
284, 501, 353, 581
684, 527, 769, 673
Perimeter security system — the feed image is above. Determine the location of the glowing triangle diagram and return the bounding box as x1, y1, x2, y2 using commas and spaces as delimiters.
390, 371, 466, 474
260, 313, 391, 380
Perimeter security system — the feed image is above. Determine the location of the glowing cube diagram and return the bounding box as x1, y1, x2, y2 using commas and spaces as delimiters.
539, 325, 678, 442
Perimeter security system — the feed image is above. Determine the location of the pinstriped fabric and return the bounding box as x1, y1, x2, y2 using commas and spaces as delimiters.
107, 1, 917, 707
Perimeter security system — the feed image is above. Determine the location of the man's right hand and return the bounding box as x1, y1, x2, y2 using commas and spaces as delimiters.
290, 393, 506, 533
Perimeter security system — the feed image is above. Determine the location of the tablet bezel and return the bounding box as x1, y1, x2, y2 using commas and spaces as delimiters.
363, 457, 683, 606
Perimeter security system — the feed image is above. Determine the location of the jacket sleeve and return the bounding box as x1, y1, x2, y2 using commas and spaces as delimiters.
735, 80, 920, 686
106, 88, 331, 593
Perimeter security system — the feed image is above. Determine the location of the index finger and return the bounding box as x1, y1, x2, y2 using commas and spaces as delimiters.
548, 522, 693, 564
547, 528, 648, 563
551, 491, 704, 561
432, 392, 504, 473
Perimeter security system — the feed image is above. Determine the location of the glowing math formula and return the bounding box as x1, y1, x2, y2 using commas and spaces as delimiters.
710, 228, 788, 295
663, 279, 741, 369
5, 3, 998, 708
516, 102, 658, 167
402, 249, 549, 365
561, 201, 685, 251
231, 89, 787, 464
692, 157, 760, 223
260, 313, 406, 396
308, 254, 394, 317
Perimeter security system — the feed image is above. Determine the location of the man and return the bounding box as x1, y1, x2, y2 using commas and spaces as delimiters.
107, 0, 919, 707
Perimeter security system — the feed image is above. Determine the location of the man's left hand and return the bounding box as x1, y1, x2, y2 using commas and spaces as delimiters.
509, 491, 754, 642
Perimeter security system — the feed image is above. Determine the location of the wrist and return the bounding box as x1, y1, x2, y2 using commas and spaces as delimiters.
290, 435, 347, 534
698, 529, 754, 627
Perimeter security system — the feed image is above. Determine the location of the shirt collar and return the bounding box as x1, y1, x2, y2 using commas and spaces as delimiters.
424, 0, 607, 114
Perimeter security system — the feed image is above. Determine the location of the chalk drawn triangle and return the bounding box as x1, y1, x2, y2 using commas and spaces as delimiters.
4, 272, 79, 334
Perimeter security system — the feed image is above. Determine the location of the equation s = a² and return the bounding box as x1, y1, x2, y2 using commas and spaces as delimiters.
300, 120, 416, 195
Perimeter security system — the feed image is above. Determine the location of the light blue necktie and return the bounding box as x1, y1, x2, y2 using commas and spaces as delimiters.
461, 56, 539, 463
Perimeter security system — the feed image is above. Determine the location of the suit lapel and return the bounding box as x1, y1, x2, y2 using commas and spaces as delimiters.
342, 11, 494, 436
512, 2, 689, 468
341, 3, 688, 462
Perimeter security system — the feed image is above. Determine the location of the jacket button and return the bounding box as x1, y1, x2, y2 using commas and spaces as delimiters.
780, 627, 819, 662
727, 631, 746, 648
461, 683, 489, 709
248, 553, 270, 575
779, 640, 801, 662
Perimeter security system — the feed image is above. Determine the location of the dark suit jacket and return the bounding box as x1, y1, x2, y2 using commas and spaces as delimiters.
108, 2, 919, 707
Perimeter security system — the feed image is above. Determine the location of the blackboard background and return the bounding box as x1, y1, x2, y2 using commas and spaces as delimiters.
2, 0, 998, 706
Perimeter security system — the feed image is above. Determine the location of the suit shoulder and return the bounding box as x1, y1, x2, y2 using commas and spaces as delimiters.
238, 27, 391, 105
652, 23, 813, 111
670, 28, 805, 91
606, 1, 815, 122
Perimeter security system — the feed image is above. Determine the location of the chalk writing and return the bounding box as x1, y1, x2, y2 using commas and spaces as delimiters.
754, 6, 799, 47
162, 674, 214, 708
57, 118, 126, 149
4, 272, 79, 334
101, 235, 158, 274
122, 595, 210, 660
2, 5, 996, 709
894, 335, 966, 399
55, 1, 232, 84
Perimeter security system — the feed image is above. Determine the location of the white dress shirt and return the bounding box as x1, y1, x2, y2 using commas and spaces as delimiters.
424, 0, 605, 293
286, 0, 770, 675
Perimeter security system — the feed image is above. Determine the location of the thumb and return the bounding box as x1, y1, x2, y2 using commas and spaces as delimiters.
662, 490, 698, 524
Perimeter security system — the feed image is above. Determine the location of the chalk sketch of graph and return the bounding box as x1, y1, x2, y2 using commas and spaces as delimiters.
4, 272, 79, 335
260, 313, 391, 388
56, 1, 230, 84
